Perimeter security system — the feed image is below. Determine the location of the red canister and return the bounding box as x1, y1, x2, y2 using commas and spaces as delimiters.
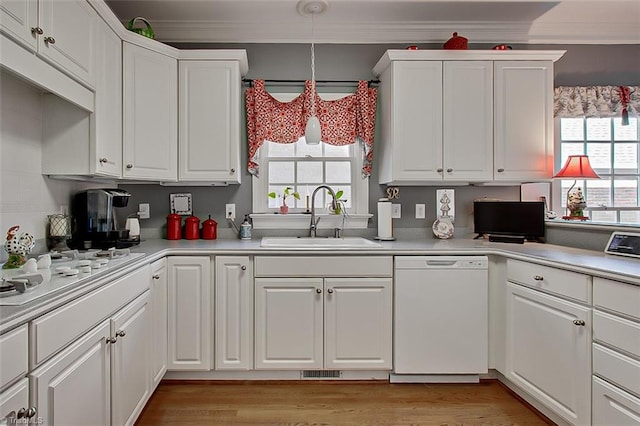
184, 215, 200, 240
166, 214, 182, 240
201, 215, 217, 240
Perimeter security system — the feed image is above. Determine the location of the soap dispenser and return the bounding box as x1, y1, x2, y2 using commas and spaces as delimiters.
240, 214, 252, 240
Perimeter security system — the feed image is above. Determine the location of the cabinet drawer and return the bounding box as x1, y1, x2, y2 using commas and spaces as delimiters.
593, 376, 640, 426
594, 277, 640, 321
593, 343, 640, 398
255, 256, 393, 277
31, 264, 150, 366
506, 259, 591, 303
0, 378, 29, 421
594, 310, 640, 357
0, 325, 28, 391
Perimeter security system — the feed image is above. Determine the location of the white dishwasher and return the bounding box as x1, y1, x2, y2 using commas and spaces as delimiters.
392, 256, 488, 383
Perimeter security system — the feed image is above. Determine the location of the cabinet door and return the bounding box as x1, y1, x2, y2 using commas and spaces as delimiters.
167, 256, 212, 370
123, 42, 178, 180
443, 61, 493, 181
494, 61, 554, 181
506, 282, 591, 426
379, 61, 442, 183
324, 278, 392, 370
150, 259, 168, 389
0, 0, 37, 51
111, 292, 150, 426
38, 0, 96, 88
215, 256, 253, 370
92, 17, 122, 177
255, 278, 323, 369
0, 378, 30, 424
179, 61, 241, 183
30, 320, 111, 426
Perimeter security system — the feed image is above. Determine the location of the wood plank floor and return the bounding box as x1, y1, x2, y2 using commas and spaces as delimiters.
136, 380, 553, 425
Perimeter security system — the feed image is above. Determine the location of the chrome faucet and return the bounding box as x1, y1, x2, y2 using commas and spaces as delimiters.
309, 185, 338, 237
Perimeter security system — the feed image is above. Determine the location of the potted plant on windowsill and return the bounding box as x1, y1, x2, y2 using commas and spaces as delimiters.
268, 187, 300, 214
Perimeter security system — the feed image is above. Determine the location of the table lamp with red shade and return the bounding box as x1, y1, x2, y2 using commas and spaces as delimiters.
553, 155, 601, 220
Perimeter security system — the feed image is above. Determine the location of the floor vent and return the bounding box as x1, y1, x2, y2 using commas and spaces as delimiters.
301, 370, 342, 379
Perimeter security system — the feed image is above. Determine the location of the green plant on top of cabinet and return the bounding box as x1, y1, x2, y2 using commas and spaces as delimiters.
0, 0, 96, 88
179, 60, 242, 183
123, 42, 178, 181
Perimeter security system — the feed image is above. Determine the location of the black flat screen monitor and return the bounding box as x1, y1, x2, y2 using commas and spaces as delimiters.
473, 201, 545, 241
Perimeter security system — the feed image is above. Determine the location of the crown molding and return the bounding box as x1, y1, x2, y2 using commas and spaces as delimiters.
135, 19, 639, 45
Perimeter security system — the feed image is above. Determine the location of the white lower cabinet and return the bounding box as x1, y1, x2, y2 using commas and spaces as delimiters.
30, 291, 151, 426
167, 256, 212, 370
215, 256, 253, 370
506, 282, 591, 425
30, 320, 111, 425
255, 277, 392, 370
592, 276, 640, 426
0, 379, 31, 424
150, 258, 168, 388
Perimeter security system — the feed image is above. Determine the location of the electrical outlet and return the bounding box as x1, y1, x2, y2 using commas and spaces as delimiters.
138, 203, 150, 219
226, 204, 236, 220
391, 203, 401, 219
415, 204, 426, 219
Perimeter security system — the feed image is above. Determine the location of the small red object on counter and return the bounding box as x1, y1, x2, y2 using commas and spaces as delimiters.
184, 215, 200, 240
443, 32, 468, 50
201, 215, 217, 240
166, 213, 182, 240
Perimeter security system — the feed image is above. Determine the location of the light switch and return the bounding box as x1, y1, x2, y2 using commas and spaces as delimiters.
415, 204, 425, 219
391, 204, 401, 219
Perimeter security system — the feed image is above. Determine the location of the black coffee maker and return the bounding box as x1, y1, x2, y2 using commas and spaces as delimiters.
70, 189, 138, 249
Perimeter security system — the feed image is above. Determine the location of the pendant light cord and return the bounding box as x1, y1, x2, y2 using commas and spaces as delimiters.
310, 12, 316, 117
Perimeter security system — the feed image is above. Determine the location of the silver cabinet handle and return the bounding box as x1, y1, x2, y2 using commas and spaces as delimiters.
316, 288, 322, 294
44, 36, 55, 45
446, 168, 453, 173
31, 27, 43, 35
115, 330, 126, 337
436, 168, 443, 173
99, 158, 108, 164
327, 288, 334, 294
497, 168, 505, 173
152, 274, 160, 280
241, 265, 247, 271
230, 168, 235, 174
105, 336, 117, 344
533, 275, 544, 281
126, 164, 133, 169
573, 319, 586, 326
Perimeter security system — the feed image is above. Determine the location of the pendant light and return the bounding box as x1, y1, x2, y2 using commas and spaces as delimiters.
298, 0, 328, 145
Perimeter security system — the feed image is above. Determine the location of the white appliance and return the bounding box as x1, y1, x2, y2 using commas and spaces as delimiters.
392, 256, 488, 383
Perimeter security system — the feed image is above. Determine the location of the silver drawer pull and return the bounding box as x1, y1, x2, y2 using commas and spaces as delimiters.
533, 275, 544, 281
241, 265, 247, 271
115, 330, 126, 337
316, 288, 322, 294
152, 274, 160, 280
105, 336, 117, 344
327, 288, 334, 294
573, 319, 586, 326
44, 36, 55, 45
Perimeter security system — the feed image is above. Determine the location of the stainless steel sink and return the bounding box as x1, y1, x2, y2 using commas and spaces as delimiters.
260, 237, 382, 249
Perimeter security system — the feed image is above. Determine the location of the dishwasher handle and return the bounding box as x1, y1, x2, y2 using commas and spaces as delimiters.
425, 260, 458, 267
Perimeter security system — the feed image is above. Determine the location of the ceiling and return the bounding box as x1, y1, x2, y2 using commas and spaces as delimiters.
105, 0, 640, 45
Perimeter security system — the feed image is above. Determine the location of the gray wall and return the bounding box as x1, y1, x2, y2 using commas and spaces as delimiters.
120, 43, 640, 247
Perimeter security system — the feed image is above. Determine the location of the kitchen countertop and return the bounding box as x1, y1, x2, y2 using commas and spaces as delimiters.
1, 235, 638, 333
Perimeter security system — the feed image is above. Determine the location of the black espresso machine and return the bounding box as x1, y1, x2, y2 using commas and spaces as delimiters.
70, 189, 138, 249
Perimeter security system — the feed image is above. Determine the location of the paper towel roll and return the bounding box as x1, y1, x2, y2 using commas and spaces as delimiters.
377, 198, 393, 239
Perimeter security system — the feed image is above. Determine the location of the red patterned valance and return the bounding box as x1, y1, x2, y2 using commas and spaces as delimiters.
246, 80, 377, 177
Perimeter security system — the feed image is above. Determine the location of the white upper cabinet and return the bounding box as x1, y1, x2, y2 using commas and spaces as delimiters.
1, 0, 96, 88
373, 50, 564, 185
123, 42, 178, 181
179, 60, 242, 183
443, 61, 493, 181
92, 15, 122, 178
494, 61, 555, 181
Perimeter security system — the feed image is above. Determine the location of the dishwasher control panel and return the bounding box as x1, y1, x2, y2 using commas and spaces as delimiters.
395, 256, 488, 270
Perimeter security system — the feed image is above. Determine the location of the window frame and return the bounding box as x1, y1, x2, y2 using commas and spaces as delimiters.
250, 91, 371, 230
553, 117, 640, 227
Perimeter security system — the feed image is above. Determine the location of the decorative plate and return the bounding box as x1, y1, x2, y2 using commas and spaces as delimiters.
432, 217, 454, 239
